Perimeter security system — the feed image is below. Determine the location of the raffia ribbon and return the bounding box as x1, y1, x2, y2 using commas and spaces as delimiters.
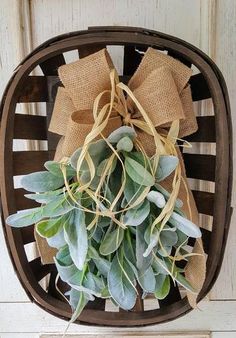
38, 47, 205, 307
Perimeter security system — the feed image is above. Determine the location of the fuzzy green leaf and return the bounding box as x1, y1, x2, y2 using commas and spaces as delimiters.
108, 250, 136, 310
88, 247, 111, 277
155, 155, 179, 182
125, 156, 154, 186
64, 210, 88, 270
46, 227, 66, 249
137, 266, 156, 293
155, 183, 183, 208
169, 212, 202, 238
124, 175, 148, 205
154, 275, 170, 299
97, 157, 117, 177
25, 188, 64, 204
6, 207, 44, 227
175, 272, 196, 293
43, 193, 76, 218
117, 136, 133, 152
70, 291, 88, 323
21, 171, 64, 192
44, 161, 76, 178
123, 199, 150, 226
147, 190, 166, 208
107, 126, 136, 143
70, 139, 109, 170
99, 226, 124, 256
36, 215, 68, 238
160, 228, 178, 247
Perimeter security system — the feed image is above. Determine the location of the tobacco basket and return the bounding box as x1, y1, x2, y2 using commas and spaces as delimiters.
0, 26, 232, 326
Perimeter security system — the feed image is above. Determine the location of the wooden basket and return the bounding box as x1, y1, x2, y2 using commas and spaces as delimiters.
0, 26, 232, 326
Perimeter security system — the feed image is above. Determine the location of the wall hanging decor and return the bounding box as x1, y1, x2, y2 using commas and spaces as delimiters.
0, 26, 232, 327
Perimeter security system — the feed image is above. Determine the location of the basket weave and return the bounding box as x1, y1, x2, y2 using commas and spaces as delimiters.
0, 26, 232, 326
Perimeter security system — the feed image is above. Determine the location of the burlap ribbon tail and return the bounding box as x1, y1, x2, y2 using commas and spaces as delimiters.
35, 47, 206, 307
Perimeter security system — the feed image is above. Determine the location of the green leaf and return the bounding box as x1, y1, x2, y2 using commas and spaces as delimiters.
155, 155, 179, 182
157, 245, 172, 257
54, 246, 83, 284
137, 266, 156, 293
6, 207, 44, 227
123, 231, 136, 265
21, 171, 65, 192
176, 229, 188, 247
143, 225, 160, 257
160, 229, 178, 247
136, 222, 152, 271
83, 272, 105, 294
123, 199, 150, 226
80, 171, 100, 190
70, 139, 109, 170
155, 183, 183, 208
70, 291, 88, 323
152, 255, 169, 275
97, 157, 117, 176
117, 136, 133, 152
107, 126, 136, 143
25, 188, 64, 204
169, 212, 202, 238
46, 227, 66, 249
70, 283, 100, 297
88, 247, 111, 277
125, 156, 155, 187
147, 190, 166, 208
99, 225, 124, 256
154, 275, 170, 299
67, 288, 86, 310
64, 210, 88, 270
124, 175, 148, 204
36, 215, 68, 238
44, 161, 76, 178
175, 272, 196, 293
154, 273, 166, 291
108, 250, 137, 310
101, 286, 110, 298
43, 193, 76, 218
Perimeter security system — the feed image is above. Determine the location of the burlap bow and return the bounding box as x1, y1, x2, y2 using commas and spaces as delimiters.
36, 47, 205, 307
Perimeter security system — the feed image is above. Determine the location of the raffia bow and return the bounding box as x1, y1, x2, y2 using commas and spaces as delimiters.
37, 47, 206, 307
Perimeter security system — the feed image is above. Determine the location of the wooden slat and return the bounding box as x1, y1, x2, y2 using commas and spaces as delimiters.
188, 228, 211, 254
21, 225, 35, 244
15, 188, 38, 210
18, 76, 48, 102
13, 151, 48, 175
168, 50, 192, 67
189, 73, 211, 101
183, 153, 216, 181
29, 257, 55, 281
185, 116, 216, 142
123, 45, 144, 75
192, 190, 214, 216
86, 298, 106, 311
40, 54, 65, 75
14, 114, 47, 140
79, 44, 106, 58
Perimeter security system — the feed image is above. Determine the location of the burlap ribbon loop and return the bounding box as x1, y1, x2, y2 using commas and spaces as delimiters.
49, 48, 197, 158
45, 47, 205, 308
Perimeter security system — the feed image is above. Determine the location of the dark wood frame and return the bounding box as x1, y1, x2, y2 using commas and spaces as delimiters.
0, 26, 232, 326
